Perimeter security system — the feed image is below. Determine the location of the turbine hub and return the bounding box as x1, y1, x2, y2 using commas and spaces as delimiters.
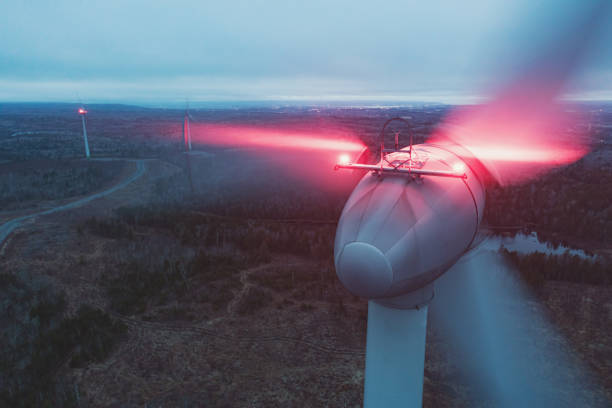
336, 242, 393, 298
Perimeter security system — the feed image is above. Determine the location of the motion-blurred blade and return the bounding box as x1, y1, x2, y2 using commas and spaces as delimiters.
186, 122, 367, 191
430, 1, 610, 185
429, 248, 607, 407
190, 122, 365, 153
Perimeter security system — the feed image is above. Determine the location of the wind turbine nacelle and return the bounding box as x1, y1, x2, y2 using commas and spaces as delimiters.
334, 144, 485, 307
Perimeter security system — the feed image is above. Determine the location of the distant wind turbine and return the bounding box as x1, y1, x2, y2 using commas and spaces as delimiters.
78, 107, 91, 158
184, 104, 192, 152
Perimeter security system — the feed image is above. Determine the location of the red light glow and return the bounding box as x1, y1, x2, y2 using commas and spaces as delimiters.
184, 122, 366, 192
462, 145, 584, 163
452, 162, 466, 173
430, 84, 591, 185
338, 154, 351, 165
78, 108, 87, 114
190, 123, 365, 153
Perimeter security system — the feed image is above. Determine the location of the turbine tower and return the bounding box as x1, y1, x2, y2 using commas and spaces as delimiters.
184, 108, 192, 152
78, 107, 91, 158
334, 118, 485, 407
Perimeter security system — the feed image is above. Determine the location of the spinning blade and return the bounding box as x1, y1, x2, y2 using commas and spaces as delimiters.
430, 248, 608, 407
185, 120, 368, 192
430, 1, 609, 186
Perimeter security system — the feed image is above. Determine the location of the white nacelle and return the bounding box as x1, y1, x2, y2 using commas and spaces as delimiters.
334, 144, 485, 303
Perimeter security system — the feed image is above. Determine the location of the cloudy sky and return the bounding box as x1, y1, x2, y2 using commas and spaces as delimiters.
0, 0, 610, 104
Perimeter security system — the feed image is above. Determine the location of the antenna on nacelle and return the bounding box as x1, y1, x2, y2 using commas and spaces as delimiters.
335, 117, 466, 179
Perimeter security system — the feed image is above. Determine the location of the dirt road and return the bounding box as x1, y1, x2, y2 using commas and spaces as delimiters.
0, 159, 145, 247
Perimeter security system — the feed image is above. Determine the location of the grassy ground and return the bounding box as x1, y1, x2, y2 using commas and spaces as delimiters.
0, 159, 127, 211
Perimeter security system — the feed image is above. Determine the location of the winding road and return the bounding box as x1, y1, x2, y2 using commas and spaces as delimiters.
0, 159, 146, 247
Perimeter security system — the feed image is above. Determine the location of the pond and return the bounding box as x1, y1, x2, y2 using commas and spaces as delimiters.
479, 232, 596, 260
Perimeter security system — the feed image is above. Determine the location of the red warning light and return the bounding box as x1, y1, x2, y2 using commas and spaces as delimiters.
338, 154, 351, 165
452, 162, 466, 173
78, 108, 87, 115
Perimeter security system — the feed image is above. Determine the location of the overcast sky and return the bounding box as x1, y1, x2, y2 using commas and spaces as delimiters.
0, 0, 610, 104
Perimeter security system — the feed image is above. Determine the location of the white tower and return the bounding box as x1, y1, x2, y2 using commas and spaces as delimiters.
184, 110, 192, 151
78, 107, 90, 158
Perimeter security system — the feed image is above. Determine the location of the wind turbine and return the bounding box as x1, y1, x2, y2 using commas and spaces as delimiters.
184, 104, 193, 152
181, 103, 195, 193
78, 107, 91, 158
334, 119, 485, 407
186, 2, 608, 406
330, 3, 608, 405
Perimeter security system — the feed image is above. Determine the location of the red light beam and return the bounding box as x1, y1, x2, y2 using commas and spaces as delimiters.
190, 123, 365, 153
